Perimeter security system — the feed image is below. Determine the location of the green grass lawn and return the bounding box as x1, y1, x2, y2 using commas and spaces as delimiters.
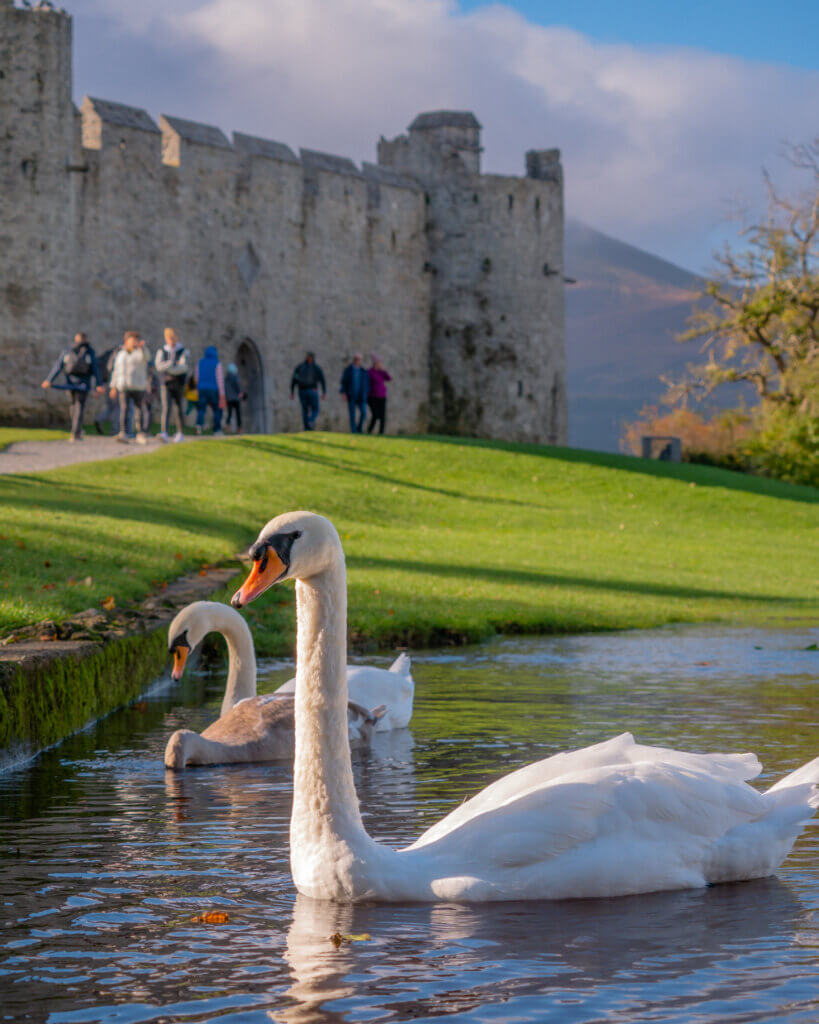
0, 434, 816, 654
0, 427, 68, 450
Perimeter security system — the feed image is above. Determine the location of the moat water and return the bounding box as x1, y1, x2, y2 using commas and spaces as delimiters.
1, 626, 818, 1023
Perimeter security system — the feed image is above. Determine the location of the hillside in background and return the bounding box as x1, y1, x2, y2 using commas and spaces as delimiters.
565, 220, 708, 451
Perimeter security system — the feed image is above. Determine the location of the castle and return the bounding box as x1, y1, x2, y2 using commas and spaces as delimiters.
1, 1, 567, 442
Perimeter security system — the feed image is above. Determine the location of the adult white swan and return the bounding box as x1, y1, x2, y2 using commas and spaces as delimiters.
163, 601, 385, 770
274, 653, 414, 731
231, 512, 819, 903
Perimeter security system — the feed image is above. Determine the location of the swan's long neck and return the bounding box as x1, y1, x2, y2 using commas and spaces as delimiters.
291, 558, 370, 881
208, 606, 256, 717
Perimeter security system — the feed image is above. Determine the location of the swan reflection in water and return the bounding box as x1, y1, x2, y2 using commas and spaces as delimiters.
272, 880, 813, 1024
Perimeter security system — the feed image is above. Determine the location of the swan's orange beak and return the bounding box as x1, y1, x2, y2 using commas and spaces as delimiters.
231, 548, 287, 608
171, 646, 189, 681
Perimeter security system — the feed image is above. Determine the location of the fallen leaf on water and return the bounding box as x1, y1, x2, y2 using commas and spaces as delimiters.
82, 576, 93, 586
133, 701, 148, 713
41, 583, 56, 591
174, 552, 183, 561
43, 560, 51, 568
192, 911, 230, 925
101, 596, 116, 611
695, 661, 711, 666
330, 931, 371, 948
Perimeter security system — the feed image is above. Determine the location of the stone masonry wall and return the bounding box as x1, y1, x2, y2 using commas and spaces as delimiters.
1, 3, 565, 444
1, 3, 430, 434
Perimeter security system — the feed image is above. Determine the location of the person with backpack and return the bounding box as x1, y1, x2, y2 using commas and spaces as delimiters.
154, 327, 190, 443
340, 352, 369, 433
195, 345, 226, 435
41, 332, 102, 441
110, 331, 152, 444
290, 351, 326, 431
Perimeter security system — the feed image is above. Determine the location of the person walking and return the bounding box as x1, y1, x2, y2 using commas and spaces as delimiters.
154, 327, 189, 443
224, 363, 247, 434
367, 354, 392, 435
41, 332, 102, 442
93, 343, 121, 436
110, 331, 151, 444
340, 352, 369, 433
195, 345, 226, 435
290, 351, 326, 431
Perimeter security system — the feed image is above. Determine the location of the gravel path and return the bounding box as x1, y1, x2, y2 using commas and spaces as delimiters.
0, 434, 205, 475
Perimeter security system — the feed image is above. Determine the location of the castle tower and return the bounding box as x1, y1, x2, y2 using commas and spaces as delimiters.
0, 0, 76, 422
379, 111, 567, 445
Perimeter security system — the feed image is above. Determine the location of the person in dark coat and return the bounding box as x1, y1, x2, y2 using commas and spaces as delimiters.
93, 344, 121, 435
290, 352, 326, 431
340, 352, 369, 433
224, 363, 247, 434
41, 332, 102, 441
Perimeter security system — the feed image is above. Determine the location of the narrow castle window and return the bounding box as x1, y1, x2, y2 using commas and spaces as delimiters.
508, 195, 514, 211
518, 381, 523, 397
481, 257, 492, 273
535, 197, 541, 214
391, 231, 396, 249
472, 193, 479, 204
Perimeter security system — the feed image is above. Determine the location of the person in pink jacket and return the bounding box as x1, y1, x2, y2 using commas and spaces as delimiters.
367, 354, 392, 435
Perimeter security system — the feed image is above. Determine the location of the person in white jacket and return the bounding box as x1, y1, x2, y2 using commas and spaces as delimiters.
110, 331, 152, 444
154, 327, 189, 443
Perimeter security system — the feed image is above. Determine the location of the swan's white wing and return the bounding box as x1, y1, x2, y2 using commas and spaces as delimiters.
275, 664, 414, 730
404, 759, 769, 900
411, 733, 761, 849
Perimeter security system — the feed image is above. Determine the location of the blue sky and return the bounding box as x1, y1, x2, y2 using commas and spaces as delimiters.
69, 0, 819, 273
458, 0, 819, 69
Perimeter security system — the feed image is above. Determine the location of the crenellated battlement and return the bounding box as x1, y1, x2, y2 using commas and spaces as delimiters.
1, 0, 565, 443
74, 95, 422, 208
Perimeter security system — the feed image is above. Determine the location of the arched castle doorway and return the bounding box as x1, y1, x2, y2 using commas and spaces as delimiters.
236, 338, 268, 434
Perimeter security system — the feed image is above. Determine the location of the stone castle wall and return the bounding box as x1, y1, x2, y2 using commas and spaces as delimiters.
1, 2, 566, 443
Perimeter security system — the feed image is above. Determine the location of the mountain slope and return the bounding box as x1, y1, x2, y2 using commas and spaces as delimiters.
565, 220, 706, 452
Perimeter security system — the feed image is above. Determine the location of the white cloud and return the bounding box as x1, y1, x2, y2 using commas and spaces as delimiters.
73, 0, 819, 270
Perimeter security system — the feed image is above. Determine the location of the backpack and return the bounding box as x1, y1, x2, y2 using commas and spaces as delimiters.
63, 346, 93, 377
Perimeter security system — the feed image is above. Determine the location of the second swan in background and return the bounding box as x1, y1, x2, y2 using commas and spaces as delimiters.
163, 601, 386, 770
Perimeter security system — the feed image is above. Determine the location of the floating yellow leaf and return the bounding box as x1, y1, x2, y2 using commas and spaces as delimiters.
101, 595, 116, 611
330, 931, 371, 948
192, 911, 230, 924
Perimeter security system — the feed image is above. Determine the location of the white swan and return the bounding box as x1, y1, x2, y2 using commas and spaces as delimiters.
274, 653, 414, 731
163, 601, 385, 770
231, 512, 819, 903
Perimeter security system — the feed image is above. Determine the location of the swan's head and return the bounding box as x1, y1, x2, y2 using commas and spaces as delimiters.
164, 728, 195, 770
231, 511, 341, 608
167, 600, 229, 680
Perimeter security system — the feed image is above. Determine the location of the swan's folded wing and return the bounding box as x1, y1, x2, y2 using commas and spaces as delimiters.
403, 761, 769, 899
411, 734, 761, 850
203, 694, 295, 744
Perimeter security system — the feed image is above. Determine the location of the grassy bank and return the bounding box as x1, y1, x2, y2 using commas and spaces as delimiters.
0, 434, 816, 655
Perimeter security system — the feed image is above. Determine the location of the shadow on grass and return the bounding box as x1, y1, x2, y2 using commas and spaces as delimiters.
347, 553, 805, 605
0, 475, 248, 541
233, 437, 550, 511
420, 436, 819, 504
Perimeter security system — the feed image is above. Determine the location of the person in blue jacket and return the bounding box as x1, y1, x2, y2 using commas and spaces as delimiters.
41, 332, 103, 441
195, 345, 226, 435
339, 352, 369, 433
